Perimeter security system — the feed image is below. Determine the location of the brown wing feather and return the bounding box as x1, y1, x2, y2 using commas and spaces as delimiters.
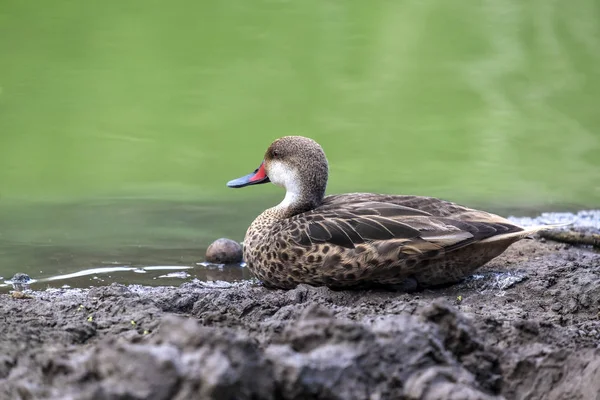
297, 215, 421, 248
321, 193, 511, 222
315, 200, 432, 217
321, 194, 462, 216
419, 219, 522, 253
290, 197, 523, 252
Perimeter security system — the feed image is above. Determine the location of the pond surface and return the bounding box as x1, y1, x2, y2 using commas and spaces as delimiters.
1, 0, 599, 290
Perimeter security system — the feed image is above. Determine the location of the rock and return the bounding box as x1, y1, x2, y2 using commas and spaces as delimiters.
10, 273, 31, 283
205, 238, 243, 264
9, 272, 32, 291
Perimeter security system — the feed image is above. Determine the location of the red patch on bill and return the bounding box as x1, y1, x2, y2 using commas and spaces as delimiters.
250, 162, 267, 182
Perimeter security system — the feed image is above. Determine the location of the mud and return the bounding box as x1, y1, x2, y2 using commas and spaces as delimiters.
1, 237, 599, 399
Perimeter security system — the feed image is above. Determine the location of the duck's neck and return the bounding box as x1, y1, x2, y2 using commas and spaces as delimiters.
273, 180, 325, 219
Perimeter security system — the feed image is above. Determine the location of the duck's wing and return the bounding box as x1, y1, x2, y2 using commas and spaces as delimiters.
322, 193, 512, 223
291, 201, 523, 252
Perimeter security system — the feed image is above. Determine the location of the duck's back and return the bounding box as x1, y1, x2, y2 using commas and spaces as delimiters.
320, 193, 513, 224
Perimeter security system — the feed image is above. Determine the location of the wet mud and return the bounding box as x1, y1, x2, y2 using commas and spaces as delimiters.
1, 238, 599, 399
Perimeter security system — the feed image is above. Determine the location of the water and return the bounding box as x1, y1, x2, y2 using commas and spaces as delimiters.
0, 199, 260, 291
0, 264, 252, 292
1, 0, 599, 290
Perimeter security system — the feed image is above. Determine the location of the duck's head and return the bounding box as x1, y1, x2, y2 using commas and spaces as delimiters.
227, 136, 329, 213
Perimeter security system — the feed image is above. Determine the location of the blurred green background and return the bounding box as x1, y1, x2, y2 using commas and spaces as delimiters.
1, 0, 599, 287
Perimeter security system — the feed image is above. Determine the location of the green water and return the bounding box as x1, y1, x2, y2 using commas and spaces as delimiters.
1, 0, 599, 288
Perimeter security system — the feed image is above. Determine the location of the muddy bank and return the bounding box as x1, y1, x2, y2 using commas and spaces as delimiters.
1, 238, 599, 399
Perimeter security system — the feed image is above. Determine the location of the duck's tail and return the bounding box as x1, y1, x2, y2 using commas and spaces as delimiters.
479, 222, 573, 244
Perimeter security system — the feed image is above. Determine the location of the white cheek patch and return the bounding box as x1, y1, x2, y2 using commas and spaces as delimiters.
268, 160, 295, 188
268, 160, 301, 209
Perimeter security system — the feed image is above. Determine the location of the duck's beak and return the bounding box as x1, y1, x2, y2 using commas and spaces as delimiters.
227, 161, 271, 188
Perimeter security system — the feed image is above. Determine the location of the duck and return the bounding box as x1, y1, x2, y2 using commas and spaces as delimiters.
227, 136, 557, 290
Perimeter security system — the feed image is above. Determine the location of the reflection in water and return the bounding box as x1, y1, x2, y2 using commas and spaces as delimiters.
0, 262, 252, 293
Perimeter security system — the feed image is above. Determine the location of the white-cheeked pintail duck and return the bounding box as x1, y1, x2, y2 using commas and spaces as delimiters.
227, 136, 558, 290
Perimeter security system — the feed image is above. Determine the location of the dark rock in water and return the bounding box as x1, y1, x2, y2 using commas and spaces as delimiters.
206, 238, 243, 264
10, 273, 31, 283
9, 272, 32, 291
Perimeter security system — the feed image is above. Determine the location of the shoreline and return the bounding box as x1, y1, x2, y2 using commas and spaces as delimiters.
1, 237, 599, 399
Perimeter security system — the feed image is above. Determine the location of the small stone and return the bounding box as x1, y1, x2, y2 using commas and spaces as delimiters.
565, 297, 579, 313
205, 238, 243, 264
9, 273, 32, 291
514, 319, 539, 335
579, 294, 591, 308
551, 302, 562, 312
10, 291, 32, 300
10, 273, 31, 283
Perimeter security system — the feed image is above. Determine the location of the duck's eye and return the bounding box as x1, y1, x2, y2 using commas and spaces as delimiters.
272, 150, 279, 158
